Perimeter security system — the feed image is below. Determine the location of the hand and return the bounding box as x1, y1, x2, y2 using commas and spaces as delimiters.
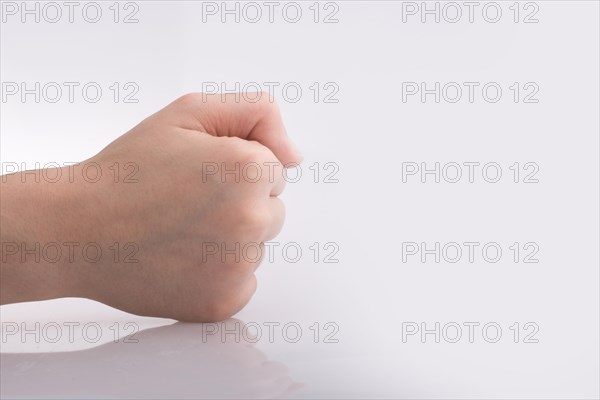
0, 93, 302, 322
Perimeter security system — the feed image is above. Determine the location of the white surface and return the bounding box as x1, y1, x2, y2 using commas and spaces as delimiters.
1, 1, 599, 398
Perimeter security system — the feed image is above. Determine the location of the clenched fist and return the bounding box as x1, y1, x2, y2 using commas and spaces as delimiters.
0, 93, 302, 322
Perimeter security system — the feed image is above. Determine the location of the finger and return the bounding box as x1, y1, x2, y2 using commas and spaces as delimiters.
167, 93, 303, 165
232, 139, 287, 197
263, 197, 286, 242
269, 160, 286, 197
230, 275, 258, 317
250, 243, 265, 272
237, 243, 266, 274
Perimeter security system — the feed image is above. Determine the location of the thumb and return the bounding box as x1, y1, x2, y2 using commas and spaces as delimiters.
163, 92, 303, 166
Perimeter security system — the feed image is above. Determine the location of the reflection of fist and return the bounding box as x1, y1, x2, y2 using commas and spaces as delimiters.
1, 320, 299, 399
0, 94, 302, 322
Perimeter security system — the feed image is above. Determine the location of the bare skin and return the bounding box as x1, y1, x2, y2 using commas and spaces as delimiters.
0, 93, 302, 322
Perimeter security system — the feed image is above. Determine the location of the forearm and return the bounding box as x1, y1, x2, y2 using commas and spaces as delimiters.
0, 168, 81, 304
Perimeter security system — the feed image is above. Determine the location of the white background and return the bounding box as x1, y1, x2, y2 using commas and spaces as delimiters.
1, 1, 599, 398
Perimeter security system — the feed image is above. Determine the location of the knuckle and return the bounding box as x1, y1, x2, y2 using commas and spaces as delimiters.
176, 92, 202, 107
239, 142, 274, 163
238, 206, 270, 239
271, 162, 285, 183
202, 278, 256, 322
230, 258, 254, 271
250, 93, 280, 119
220, 247, 255, 270
204, 300, 235, 323
274, 197, 286, 219
255, 91, 278, 109
229, 142, 256, 162
228, 144, 278, 186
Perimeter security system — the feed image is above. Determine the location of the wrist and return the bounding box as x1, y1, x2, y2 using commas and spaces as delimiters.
0, 166, 89, 303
